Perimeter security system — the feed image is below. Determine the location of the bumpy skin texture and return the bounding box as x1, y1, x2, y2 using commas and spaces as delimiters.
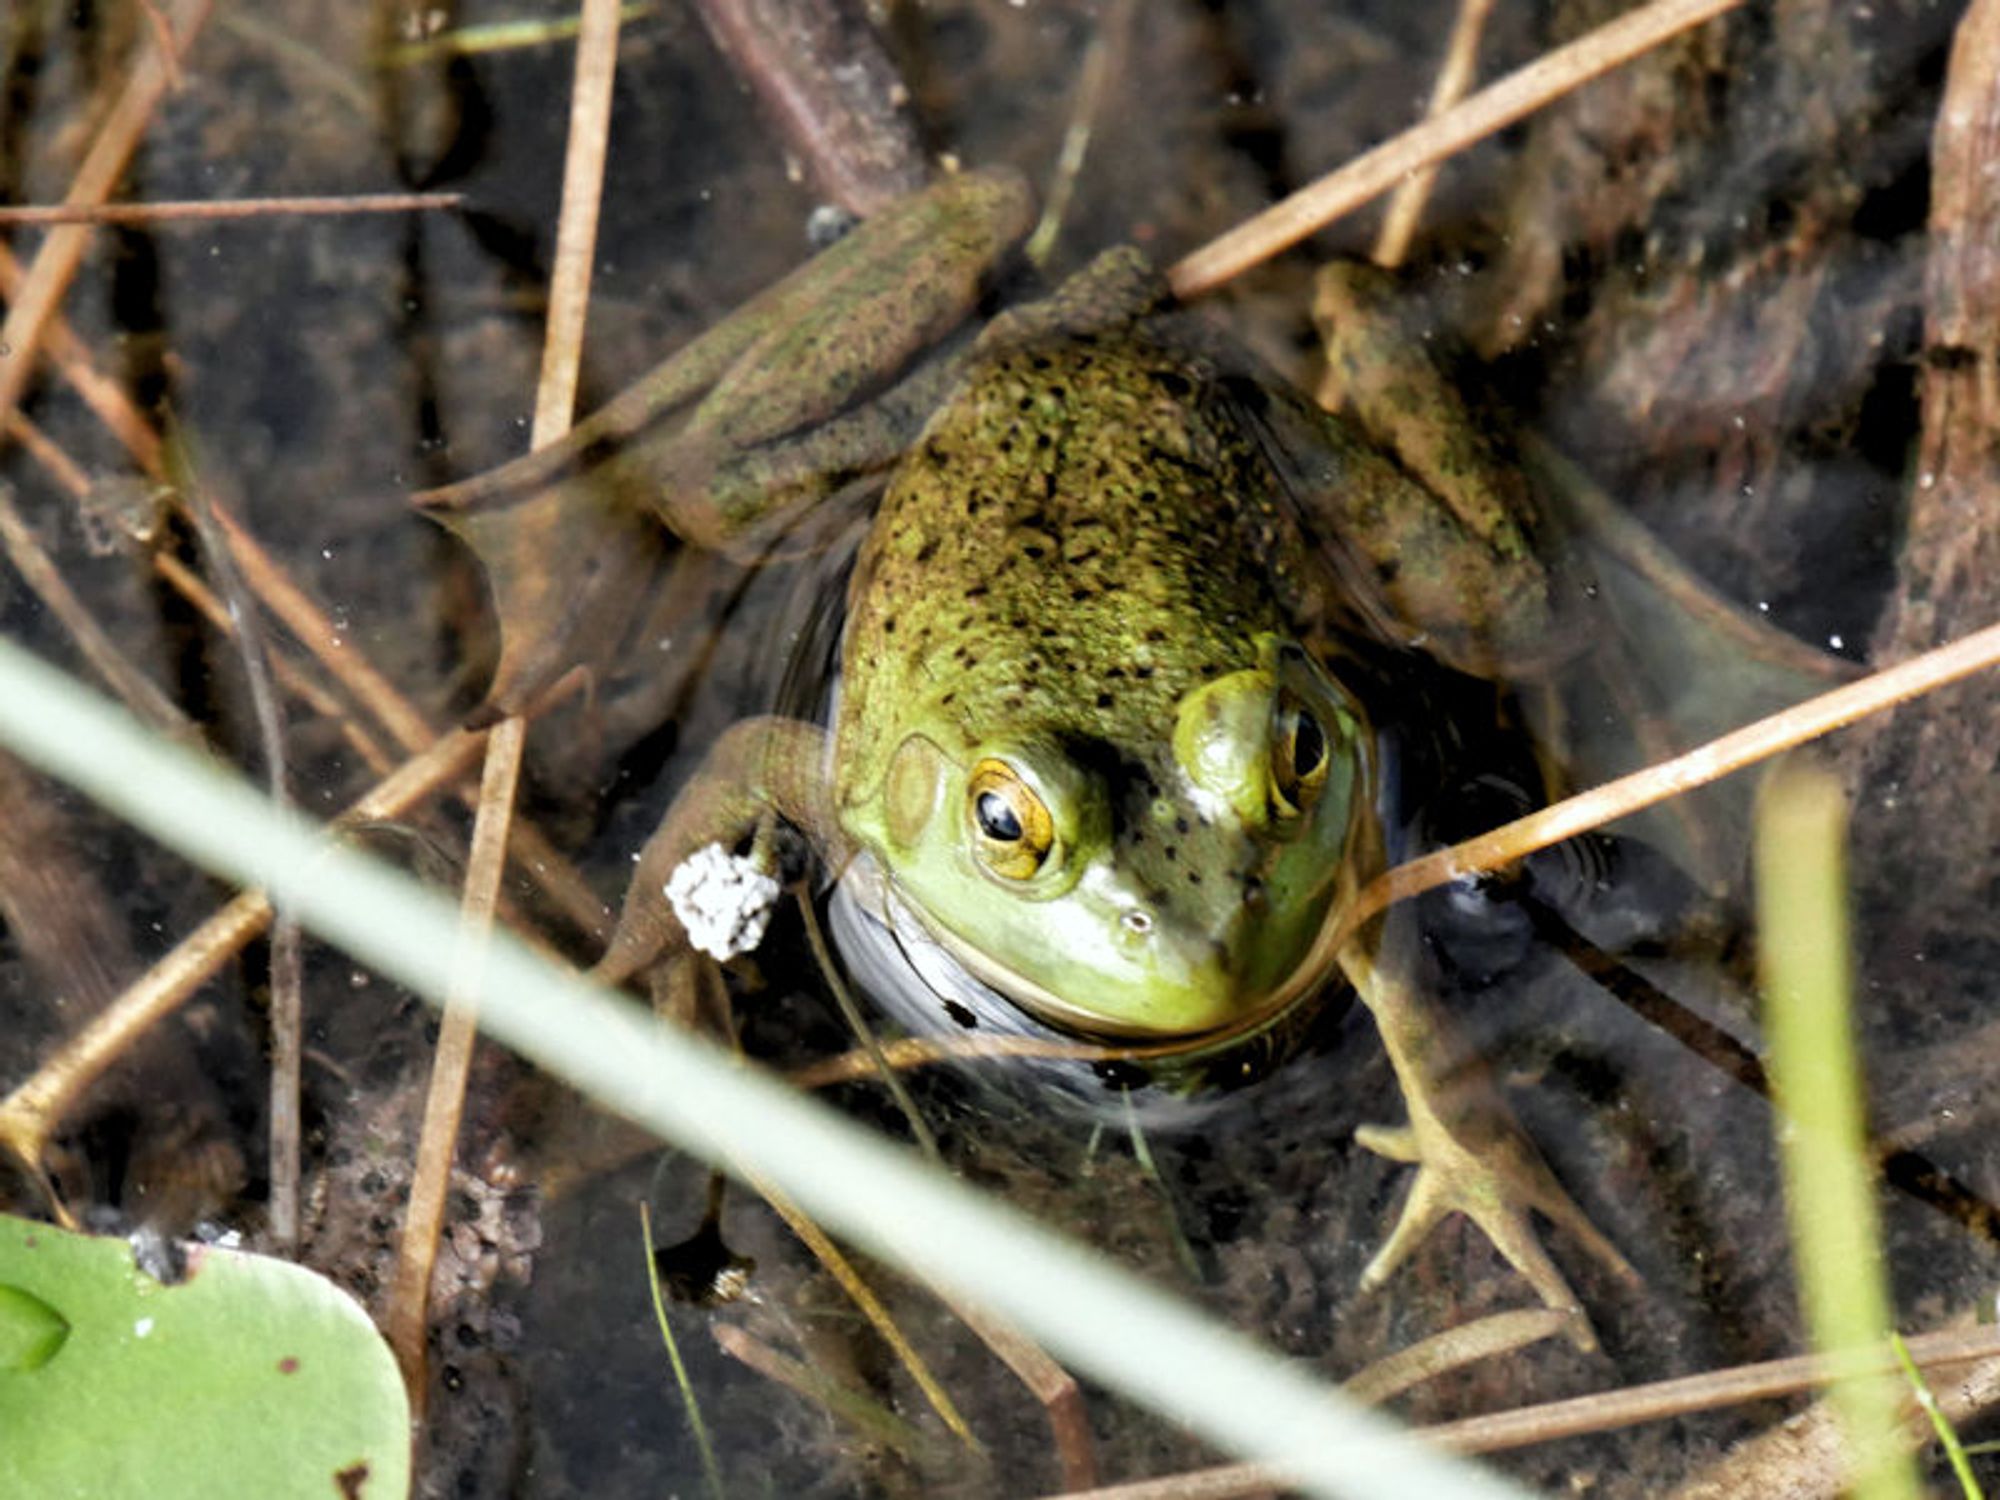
573, 178, 1625, 1338
566, 191, 1554, 1045
831, 253, 1377, 1035
843, 313, 1303, 774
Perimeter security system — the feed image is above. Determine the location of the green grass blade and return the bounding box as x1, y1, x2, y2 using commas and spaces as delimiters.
1755, 763, 1920, 1500
1891, 1332, 1983, 1499
640, 1203, 727, 1500
0, 638, 1532, 1500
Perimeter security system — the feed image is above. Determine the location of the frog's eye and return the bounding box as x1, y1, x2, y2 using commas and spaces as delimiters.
1270, 695, 1331, 818
967, 758, 1055, 880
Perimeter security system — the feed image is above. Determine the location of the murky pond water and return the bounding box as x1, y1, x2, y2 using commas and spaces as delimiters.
2, 1, 1996, 1496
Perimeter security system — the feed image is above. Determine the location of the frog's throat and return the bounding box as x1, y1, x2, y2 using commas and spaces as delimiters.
894, 857, 1366, 1052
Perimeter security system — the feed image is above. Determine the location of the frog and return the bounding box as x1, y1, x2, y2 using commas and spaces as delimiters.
417, 165, 1638, 1346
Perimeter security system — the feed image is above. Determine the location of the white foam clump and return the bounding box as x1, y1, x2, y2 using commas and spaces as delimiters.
665, 842, 783, 960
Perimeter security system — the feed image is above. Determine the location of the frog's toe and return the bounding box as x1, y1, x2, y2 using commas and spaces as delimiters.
1353, 1121, 1419, 1165
1531, 1174, 1643, 1293
1353, 1140, 1454, 1293
1354, 1118, 1637, 1354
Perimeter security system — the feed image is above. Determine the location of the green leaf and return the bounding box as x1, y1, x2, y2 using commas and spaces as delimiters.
0, 1214, 409, 1499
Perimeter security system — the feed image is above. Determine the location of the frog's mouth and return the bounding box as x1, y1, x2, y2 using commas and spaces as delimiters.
925, 920, 1189, 1040
828, 872, 1114, 1047
826, 877, 1333, 1116
852, 863, 1358, 1059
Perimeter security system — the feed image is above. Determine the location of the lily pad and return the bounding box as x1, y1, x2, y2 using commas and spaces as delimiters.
0, 1213, 409, 1498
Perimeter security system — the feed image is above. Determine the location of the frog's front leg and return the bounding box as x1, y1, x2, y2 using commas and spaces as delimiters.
595, 717, 842, 993
1337, 936, 1639, 1352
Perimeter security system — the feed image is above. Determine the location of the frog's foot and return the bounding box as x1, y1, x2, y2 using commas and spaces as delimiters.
1354, 1108, 1639, 1354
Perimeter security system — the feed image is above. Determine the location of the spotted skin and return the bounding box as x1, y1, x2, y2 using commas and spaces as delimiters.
844, 332, 1312, 767
813, 253, 1384, 1035
576, 184, 1625, 1339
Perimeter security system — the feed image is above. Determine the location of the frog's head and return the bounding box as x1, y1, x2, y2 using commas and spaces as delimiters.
844, 636, 1373, 1040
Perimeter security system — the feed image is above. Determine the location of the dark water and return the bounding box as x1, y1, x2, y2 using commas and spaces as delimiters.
1, 1, 1994, 1496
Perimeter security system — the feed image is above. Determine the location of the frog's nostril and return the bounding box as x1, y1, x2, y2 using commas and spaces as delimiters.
1121, 909, 1154, 936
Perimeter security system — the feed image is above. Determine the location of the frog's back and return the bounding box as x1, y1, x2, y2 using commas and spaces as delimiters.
837, 319, 1320, 785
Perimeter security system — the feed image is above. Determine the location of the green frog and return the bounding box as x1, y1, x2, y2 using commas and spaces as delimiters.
420, 167, 1636, 1345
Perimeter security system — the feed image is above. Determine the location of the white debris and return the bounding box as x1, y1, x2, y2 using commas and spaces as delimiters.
666, 843, 783, 961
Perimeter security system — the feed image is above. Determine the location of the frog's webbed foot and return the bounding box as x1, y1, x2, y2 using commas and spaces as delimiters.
1353, 1100, 1637, 1353
1339, 941, 1639, 1353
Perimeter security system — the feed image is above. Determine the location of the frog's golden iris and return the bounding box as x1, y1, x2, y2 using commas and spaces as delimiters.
966, 758, 1054, 882
1269, 695, 1330, 821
